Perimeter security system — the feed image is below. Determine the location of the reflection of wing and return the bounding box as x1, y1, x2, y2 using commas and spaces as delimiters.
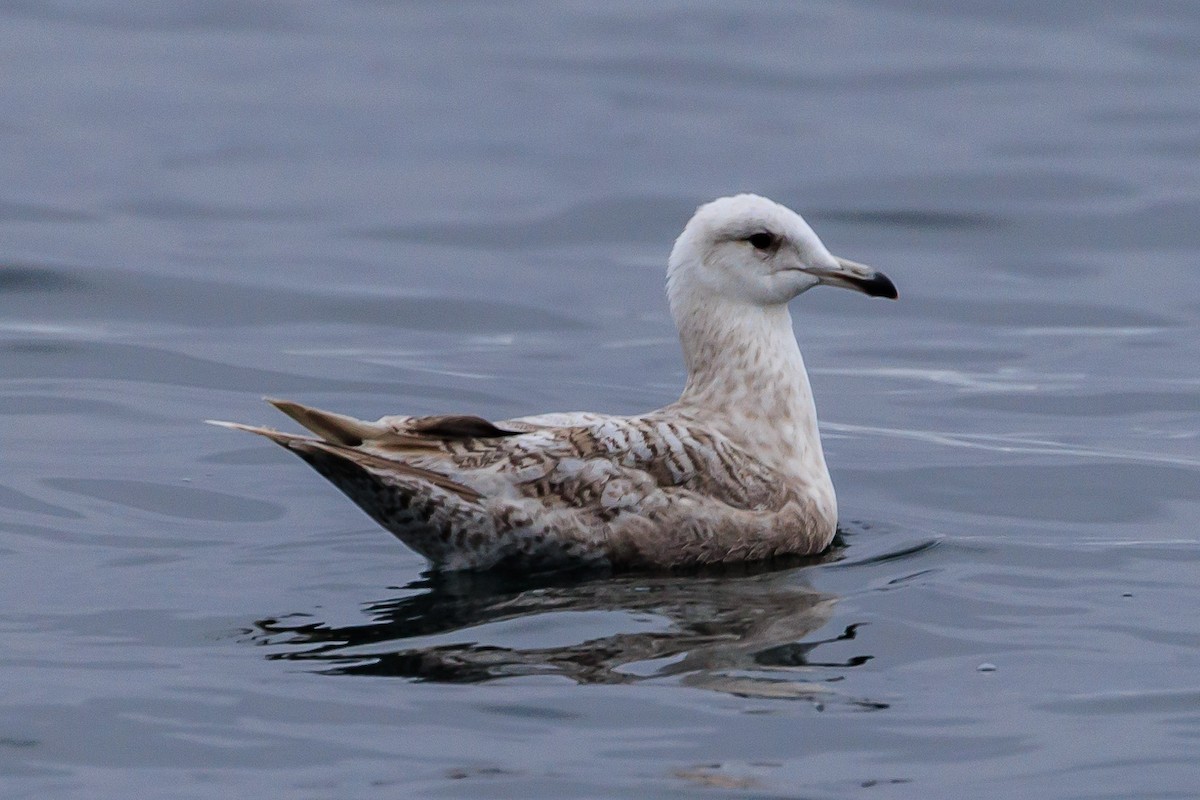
248, 561, 889, 709
212, 398, 829, 570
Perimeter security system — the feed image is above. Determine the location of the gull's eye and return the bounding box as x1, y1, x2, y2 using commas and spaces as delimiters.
746, 232, 777, 251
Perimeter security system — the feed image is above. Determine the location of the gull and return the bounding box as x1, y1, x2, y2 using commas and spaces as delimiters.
211, 194, 897, 571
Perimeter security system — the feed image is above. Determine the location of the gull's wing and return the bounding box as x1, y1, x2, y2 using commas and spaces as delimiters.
211, 398, 818, 569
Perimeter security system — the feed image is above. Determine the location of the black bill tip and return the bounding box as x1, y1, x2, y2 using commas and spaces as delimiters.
849, 271, 898, 299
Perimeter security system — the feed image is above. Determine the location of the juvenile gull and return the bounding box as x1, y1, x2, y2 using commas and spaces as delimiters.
211, 194, 897, 571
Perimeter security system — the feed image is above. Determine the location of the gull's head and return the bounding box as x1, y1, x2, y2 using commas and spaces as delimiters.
667, 194, 897, 314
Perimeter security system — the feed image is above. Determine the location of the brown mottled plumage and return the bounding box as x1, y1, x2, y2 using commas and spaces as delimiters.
210, 194, 897, 571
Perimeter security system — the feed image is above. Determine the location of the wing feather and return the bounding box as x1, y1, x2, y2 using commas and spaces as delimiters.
213, 398, 811, 569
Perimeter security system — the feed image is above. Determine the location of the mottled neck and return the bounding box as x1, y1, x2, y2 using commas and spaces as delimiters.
675, 303, 805, 408
673, 301, 830, 483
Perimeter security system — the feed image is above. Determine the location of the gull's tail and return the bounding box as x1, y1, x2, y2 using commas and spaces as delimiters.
206, 404, 489, 565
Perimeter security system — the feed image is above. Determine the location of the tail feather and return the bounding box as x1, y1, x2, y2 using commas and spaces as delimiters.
206, 418, 481, 503
265, 397, 384, 446
208, 404, 495, 566
204, 419, 312, 448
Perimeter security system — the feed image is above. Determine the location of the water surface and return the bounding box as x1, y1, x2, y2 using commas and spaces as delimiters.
2, 2, 1198, 798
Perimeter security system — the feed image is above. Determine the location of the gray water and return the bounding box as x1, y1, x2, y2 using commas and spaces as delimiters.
2, 2, 1199, 798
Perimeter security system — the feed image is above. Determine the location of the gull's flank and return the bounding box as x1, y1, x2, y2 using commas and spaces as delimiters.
210, 194, 897, 571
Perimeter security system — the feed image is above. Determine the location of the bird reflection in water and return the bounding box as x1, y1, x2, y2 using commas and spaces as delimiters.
249, 543, 884, 708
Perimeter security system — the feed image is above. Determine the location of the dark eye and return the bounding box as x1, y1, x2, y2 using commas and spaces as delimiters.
746, 232, 776, 251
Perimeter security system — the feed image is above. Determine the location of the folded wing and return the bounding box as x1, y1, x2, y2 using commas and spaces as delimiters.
210, 398, 811, 570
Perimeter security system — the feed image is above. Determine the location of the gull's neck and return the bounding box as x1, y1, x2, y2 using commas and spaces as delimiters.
672, 300, 832, 490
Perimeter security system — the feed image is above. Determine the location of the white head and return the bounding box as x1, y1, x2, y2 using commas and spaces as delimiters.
666, 194, 896, 319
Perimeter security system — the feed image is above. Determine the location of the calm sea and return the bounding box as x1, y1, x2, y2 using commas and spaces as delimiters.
2, 2, 1198, 797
